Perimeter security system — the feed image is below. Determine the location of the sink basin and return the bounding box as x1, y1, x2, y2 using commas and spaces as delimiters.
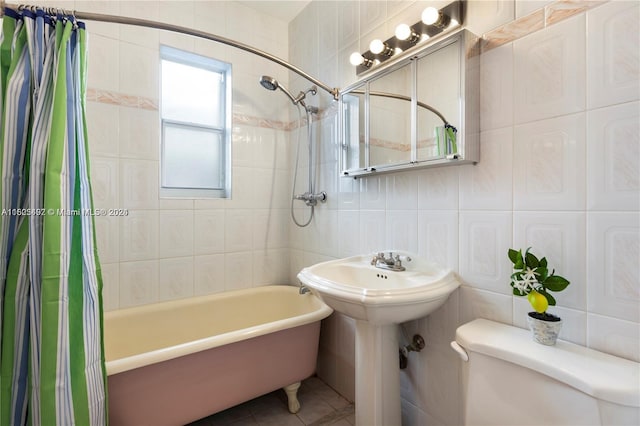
297, 251, 460, 325
297, 252, 461, 426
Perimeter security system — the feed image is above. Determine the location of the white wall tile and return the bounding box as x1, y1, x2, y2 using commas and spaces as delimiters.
426, 289, 460, 345
466, 0, 515, 36
513, 212, 587, 310
587, 1, 640, 109
119, 107, 159, 161
420, 345, 461, 426
309, 209, 338, 256
513, 113, 586, 210
227, 167, 253, 209
386, 210, 418, 253
119, 1, 160, 48
77, 0, 120, 39
480, 42, 514, 131
253, 209, 289, 250
338, 210, 360, 258
118, 42, 158, 99
587, 212, 640, 323
86, 102, 119, 158
417, 211, 458, 271
119, 260, 158, 308
224, 209, 253, 253
337, 1, 360, 49
87, 34, 119, 92
514, 15, 585, 123
587, 102, 640, 211
194, 254, 225, 296
417, 167, 459, 210
90, 157, 119, 210
460, 127, 513, 210
158, 257, 194, 302
459, 212, 512, 293
225, 252, 253, 291
119, 210, 158, 261
253, 249, 290, 286
95, 216, 119, 264
120, 159, 159, 210
588, 314, 640, 362
359, 210, 386, 254
387, 172, 418, 210
459, 286, 513, 325
515, 0, 553, 19
360, 175, 387, 210
159, 210, 194, 258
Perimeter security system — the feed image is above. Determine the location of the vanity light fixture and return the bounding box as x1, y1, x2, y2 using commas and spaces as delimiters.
394, 23, 420, 43
369, 39, 393, 56
349, 52, 373, 67
350, 0, 462, 75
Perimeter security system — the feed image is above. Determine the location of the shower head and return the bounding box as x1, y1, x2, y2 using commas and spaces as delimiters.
259, 75, 278, 91
259, 75, 298, 105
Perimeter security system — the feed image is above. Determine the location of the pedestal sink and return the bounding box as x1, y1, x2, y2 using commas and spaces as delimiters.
297, 251, 461, 426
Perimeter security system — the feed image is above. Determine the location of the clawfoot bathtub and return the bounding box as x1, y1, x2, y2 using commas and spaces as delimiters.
104, 285, 332, 426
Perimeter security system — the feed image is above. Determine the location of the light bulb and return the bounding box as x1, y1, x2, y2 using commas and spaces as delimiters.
349, 52, 364, 66
421, 7, 440, 25
395, 23, 411, 41
394, 47, 403, 55
369, 39, 385, 54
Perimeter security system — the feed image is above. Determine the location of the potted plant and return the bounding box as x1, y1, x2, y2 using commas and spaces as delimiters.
508, 248, 570, 345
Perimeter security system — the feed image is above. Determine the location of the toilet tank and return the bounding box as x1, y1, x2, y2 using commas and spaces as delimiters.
452, 319, 640, 426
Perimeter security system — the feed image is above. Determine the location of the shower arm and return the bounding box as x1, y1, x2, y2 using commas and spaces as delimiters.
0, 2, 340, 101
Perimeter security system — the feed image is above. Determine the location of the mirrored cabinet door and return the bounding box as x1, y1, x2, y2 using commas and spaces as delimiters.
369, 64, 413, 168
416, 39, 460, 161
341, 83, 366, 171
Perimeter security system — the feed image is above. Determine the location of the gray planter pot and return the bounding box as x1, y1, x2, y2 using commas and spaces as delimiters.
527, 312, 562, 345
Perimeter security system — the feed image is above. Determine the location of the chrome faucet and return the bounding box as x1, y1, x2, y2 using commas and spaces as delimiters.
371, 252, 412, 272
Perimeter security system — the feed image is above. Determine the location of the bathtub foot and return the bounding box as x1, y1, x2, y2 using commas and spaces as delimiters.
283, 382, 301, 414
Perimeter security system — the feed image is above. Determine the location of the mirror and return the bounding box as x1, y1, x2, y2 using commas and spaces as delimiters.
340, 29, 479, 178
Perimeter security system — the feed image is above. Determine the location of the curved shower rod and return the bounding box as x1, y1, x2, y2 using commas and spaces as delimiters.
349, 90, 450, 125
0, 1, 340, 100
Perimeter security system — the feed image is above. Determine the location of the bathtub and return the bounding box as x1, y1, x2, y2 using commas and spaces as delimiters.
104, 285, 332, 426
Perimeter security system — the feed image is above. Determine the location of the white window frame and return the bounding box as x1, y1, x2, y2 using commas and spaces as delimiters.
159, 45, 232, 198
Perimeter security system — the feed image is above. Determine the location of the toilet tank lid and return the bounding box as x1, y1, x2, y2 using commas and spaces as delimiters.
456, 319, 640, 408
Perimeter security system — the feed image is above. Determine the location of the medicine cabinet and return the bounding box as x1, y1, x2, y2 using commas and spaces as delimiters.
339, 29, 480, 178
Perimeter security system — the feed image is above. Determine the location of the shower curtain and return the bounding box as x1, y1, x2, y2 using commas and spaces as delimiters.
0, 7, 107, 426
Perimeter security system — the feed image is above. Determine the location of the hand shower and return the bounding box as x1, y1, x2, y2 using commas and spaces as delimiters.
259, 76, 326, 227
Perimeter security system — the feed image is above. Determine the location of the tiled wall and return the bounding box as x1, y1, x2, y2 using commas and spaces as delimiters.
288, 0, 639, 423
50, 0, 639, 423
76, 0, 294, 310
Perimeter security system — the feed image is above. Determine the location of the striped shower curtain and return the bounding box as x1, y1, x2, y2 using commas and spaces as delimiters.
0, 7, 107, 426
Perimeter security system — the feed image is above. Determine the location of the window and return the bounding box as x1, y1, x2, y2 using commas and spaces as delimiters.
160, 46, 232, 198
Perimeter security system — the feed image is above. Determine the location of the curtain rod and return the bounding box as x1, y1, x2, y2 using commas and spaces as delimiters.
0, 1, 340, 100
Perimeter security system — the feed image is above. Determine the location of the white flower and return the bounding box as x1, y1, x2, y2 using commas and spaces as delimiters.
512, 267, 540, 294
523, 267, 539, 281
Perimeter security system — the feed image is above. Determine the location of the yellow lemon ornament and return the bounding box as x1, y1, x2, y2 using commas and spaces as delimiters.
527, 290, 548, 313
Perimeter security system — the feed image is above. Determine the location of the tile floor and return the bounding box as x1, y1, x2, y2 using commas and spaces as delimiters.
189, 376, 355, 426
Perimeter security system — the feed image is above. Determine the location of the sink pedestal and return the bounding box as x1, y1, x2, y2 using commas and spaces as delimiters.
355, 320, 401, 426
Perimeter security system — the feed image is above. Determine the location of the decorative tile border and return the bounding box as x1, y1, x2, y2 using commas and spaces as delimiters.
86, 88, 159, 110
86, 87, 336, 131
482, 0, 608, 52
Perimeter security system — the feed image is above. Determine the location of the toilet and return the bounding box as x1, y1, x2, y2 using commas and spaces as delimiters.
452, 319, 640, 426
